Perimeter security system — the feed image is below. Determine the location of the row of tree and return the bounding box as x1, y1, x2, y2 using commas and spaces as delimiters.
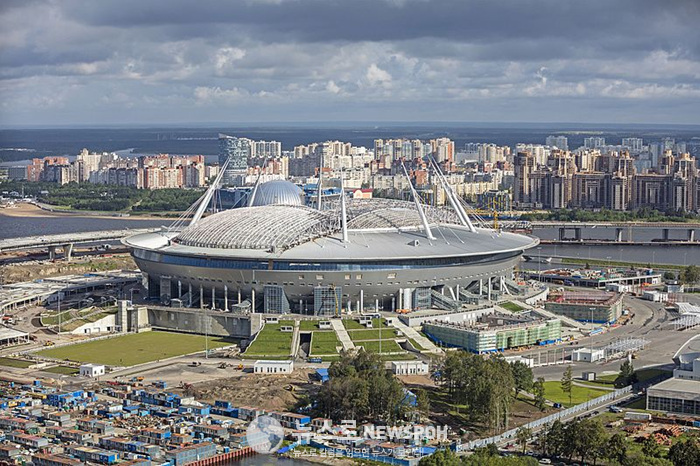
0, 181, 203, 212
534, 418, 700, 465
521, 207, 700, 224
436, 352, 539, 432
420, 446, 538, 466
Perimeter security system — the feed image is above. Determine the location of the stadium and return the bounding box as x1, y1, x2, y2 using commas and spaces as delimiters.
123, 177, 538, 315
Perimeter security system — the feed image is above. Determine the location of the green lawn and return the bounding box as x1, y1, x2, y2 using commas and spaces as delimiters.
342, 318, 387, 330
347, 329, 399, 341
244, 323, 294, 357
299, 320, 333, 331
586, 368, 671, 387
0, 357, 34, 368
407, 337, 425, 350
355, 340, 404, 354
543, 381, 609, 407
310, 332, 341, 355
37, 331, 233, 366
43, 365, 79, 375
500, 301, 526, 313
40, 310, 74, 326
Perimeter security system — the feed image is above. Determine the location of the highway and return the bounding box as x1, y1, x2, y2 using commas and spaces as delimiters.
0, 228, 159, 253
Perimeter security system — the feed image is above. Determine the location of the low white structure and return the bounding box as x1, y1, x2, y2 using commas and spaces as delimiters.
391, 360, 429, 376
606, 283, 630, 293
504, 355, 535, 368
318, 321, 332, 330
80, 363, 105, 378
674, 352, 700, 381
253, 360, 294, 374
571, 347, 605, 363
642, 290, 668, 302
582, 371, 597, 381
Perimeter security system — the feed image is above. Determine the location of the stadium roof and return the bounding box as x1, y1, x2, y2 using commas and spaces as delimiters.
175, 205, 337, 250
127, 197, 538, 260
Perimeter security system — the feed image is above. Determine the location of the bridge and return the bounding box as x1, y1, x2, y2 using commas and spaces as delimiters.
528, 221, 700, 243
0, 228, 159, 260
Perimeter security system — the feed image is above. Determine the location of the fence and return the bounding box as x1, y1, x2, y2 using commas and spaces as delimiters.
454, 385, 632, 452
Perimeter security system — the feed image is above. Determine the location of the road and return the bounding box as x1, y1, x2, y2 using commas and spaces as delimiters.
530, 294, 699, 381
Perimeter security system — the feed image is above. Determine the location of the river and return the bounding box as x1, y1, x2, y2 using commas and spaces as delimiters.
0, 207, 169, 240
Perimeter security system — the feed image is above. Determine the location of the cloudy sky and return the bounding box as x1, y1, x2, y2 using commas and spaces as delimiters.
1, 0, 699, 126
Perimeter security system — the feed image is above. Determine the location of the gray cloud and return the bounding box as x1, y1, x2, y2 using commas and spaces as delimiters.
0, 0, 699, 125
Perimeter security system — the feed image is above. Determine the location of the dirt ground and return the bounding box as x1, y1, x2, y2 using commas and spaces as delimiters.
175, 368, 319, 412
0, 253, 136, 283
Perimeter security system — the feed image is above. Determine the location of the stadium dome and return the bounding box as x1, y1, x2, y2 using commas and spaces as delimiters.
251, 180, 304, 206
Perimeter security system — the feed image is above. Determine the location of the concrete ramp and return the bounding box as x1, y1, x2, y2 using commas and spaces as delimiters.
331, 319, 355, 352
392, 319, 441, 354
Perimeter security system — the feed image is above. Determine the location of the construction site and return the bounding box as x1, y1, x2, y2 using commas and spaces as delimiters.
545, 290, 624, 323
422, 311, 562, 353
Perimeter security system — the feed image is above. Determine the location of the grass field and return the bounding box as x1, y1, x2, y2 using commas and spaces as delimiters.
342, 318, 387, 330
356, 340, 404, 354
500, 301, 526, 313
37, 331, 233, 366
43, 365, 79, 375
407, 338, 425, 350
347, 329, 399, 341
310, 332, 341, 355
0, 357, 34, 368
585, 368, 671, 387
40, 310, 74, 326
244, 323, 294, 357
543, 381, 609, 407
299, 320, 332, 331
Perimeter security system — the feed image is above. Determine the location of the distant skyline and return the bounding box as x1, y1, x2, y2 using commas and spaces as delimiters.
1, 0, 699, 127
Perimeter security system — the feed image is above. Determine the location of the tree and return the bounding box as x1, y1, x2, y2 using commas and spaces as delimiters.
577, 418, 608, 465
641, 435, 663, 458
663, 271, 676, 281
533, 377, 547, 411
617, 359, 638, 388
668, 438, 700, 466
516, 426, 532, 454
681, 265, 700, 284
510, 361, 534, 399
607, 432, 628, 465
632, 455, 673, 466
561, 366, 573, 406
544, 420, 566, 458
435, 352, 515, 432
318, 349, 406, 423
418, 448, 460, 466
415, 388, 431, 416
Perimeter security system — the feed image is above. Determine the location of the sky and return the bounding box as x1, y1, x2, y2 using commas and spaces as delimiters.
1, 0, 699, 127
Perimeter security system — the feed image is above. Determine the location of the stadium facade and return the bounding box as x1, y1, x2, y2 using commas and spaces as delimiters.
124, 178, 538, 315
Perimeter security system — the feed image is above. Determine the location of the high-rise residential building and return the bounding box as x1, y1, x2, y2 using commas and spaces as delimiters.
583, 137, 606, 149
219, 134, 252, 185
545, 135, 569, 151
431, 138, 454, 163
250, 140, 282, 159
621, 138, 643, 154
